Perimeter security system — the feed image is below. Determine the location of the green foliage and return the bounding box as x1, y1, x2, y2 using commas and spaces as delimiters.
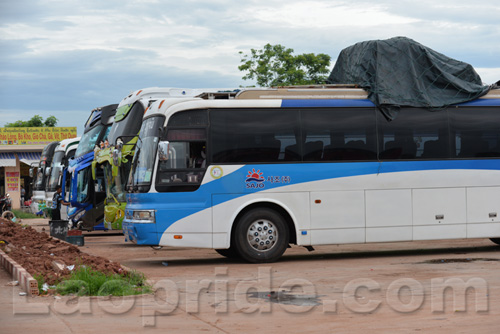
56, 266, 152, 296
5, 114, 58, 127
238, 43, 331, 87
12, 209, 38, 219
33, 273, 46, 295
44, 116, 58, 127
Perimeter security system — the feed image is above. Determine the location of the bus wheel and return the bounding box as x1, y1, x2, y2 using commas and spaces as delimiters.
234, 208, 289, 263
490, 238, 500, 245
215, 248, 240, 259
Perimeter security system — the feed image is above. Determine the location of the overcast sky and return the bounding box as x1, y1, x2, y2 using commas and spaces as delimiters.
1, 0, 499, 135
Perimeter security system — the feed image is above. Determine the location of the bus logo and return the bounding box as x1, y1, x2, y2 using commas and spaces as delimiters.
246, 169, 265, 189
246, 169, 265, 182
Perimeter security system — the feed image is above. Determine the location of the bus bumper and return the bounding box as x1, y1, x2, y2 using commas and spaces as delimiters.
122, 221, 159, 245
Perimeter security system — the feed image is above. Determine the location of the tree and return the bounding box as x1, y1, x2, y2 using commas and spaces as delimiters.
238, 44, 331, 87
5, 114, 58, 127
44, 116, 58, 127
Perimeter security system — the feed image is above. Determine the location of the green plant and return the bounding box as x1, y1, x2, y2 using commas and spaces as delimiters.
12, 209, 38, 219
33, 273, 46, 295
56, 266, 152, 296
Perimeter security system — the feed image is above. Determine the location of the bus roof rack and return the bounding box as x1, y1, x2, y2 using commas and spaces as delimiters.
235, 84, 368, 100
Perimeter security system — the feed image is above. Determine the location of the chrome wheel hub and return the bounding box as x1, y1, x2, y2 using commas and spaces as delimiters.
247, 219, 278, 252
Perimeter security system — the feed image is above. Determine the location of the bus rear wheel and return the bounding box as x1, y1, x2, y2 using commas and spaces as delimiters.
234, 208, 289, 263
490, 238, 500, 245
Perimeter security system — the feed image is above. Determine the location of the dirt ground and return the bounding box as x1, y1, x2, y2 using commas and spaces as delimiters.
0, 219, 127, 285
2, 218, 500, 333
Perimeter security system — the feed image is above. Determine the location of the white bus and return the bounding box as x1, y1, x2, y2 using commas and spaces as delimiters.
45, 137, 80, 219
122, 85, 500, 263
30, 141, 59, 215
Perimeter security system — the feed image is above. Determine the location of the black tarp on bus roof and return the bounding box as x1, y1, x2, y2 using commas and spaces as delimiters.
326, 36, 491, 120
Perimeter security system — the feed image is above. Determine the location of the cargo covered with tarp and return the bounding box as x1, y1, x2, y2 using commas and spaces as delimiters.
327, 36, 491, 120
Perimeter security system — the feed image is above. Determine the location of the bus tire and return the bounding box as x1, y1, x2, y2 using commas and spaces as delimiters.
215, 248, 240, 259
234, 208, 289, 263
490, 238, 500, 245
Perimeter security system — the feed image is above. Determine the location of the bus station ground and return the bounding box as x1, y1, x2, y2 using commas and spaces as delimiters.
1, 218, 500, 333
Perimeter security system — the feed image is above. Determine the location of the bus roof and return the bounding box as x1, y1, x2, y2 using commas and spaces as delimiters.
55, 137, 80, 154
144, 86, 500, 121
118, 87, 237, 108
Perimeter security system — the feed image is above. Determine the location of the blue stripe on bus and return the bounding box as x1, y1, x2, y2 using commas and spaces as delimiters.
456, 98, 500, 107
125, 159, 500, 244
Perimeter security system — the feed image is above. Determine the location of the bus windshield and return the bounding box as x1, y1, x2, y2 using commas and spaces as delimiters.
47, 151, 65, 191
129, 116, 164, 191
104, 160, 130, 202
107, 103, 144, 146
76, 168, 90, 203
33, 161, 46, 190
75, 124, 105, 158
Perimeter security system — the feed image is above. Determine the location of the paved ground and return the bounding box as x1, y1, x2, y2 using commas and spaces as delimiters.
1, 218, 499, 333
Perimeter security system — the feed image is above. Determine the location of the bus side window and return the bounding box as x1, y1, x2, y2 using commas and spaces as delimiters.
450, 107, 500, 158
303, 108, 377, 162
378, 107, 449, 160
210, 108, 299, 164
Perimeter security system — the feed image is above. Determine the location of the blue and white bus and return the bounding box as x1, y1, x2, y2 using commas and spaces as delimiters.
122, 86, 500, 263
67, 104, 117, 230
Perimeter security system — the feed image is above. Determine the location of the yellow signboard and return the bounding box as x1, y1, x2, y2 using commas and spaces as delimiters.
0, 127, 77, 145
6, 172, 19, 192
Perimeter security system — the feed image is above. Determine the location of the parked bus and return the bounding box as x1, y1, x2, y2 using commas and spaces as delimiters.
45, 137, 80, 219
94, 87, 231, 230
123, 86, 500, 263
67, 105, 117, 230
30, 141, 59, 215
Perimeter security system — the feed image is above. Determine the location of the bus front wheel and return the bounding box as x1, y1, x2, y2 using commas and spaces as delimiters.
234, 208, 289, 263
490, 238, 500, 245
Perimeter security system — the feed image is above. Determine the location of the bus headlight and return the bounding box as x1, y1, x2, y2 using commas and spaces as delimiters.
129, 210, 156, 223
71, 209, 86, 222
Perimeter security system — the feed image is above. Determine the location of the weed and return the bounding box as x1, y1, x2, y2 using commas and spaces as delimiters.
33, 273, 46, 295
56, 266, 152, 296
12, 209, 38, 219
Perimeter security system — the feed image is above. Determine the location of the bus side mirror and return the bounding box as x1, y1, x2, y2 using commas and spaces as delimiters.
45, 167, 51, 176
158, 141, 170, 161
29, 168, 34, 178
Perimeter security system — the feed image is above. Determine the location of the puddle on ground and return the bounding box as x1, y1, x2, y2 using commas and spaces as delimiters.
247, 290, 322, 306
422, 258, 500, 264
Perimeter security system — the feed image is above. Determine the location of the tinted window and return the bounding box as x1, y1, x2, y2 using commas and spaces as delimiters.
377, 108, 449, 160
156, 110, 208, 192
107, 102, 145, 145
210, 109, 299, 163
303, 108, 377, 161
450, 107, 500, 158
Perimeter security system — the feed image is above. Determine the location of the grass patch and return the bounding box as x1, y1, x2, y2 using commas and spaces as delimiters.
33, 273, 46, 295
56, 266, 152, 296
12, 209, 39, 219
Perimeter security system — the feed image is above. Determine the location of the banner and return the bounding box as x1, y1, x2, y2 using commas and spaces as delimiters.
0, 127, 77, 145
6, 172, 19, 192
